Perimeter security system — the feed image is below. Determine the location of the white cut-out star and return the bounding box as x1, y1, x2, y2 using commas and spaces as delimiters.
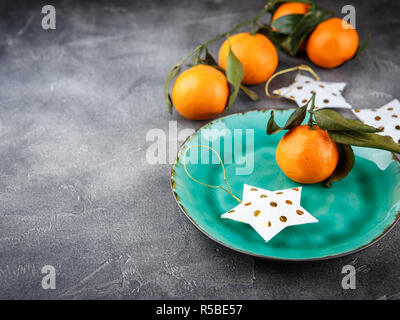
353, 99, 400, 144
221, 184, 318, 243
273, 74, 352, 110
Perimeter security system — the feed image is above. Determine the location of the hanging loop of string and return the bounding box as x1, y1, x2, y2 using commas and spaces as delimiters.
182, 145, 241, 203
265, 64, 320, 98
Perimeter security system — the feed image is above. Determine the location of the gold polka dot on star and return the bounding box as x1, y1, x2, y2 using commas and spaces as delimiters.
221, 185, 318, 243
352, 99, 400, 148
272, 74, 352, 111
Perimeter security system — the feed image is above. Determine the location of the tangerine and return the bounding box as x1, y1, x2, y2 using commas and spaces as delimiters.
171, 65, 229, 120
276, 125, 339, 184
218, 32, 278, 85
272, 1, 311, 50
272, 2, 311, 22
306, 17, 359, 68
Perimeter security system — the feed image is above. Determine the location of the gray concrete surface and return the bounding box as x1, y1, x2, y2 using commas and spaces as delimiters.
0, 0, 399, 299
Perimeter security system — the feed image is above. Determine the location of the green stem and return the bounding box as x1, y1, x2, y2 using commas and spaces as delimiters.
307, 93, 316, 128
165, 6, 269, 113
178, 44, 203, 66
181, 7, 269, 64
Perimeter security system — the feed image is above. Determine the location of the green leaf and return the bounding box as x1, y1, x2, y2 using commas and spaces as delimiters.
256, 24, 288, 48
313, 109, 380, 133
259, 3, 332, 56
164, 63, 182, 114
285, 103, 308, 128
328, 131, 400, 154
203, 48, 218, 66
267, 111, 283, 135
271, 14, 304, 34
208, 66, 259, 102
280, 5, 330, 55
267, 102, 308, 135
324, 144, 355, 187
354, 35, 370, 58
240, 85, 260, 101
225, 46, 245, 109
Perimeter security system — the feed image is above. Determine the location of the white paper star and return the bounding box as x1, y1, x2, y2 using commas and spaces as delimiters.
273, 74, 353, 110
352, 99, 400, 144
221, 184, 318, 243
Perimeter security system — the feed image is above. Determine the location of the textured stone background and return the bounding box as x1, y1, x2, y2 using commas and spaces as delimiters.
0, 0, 399, 299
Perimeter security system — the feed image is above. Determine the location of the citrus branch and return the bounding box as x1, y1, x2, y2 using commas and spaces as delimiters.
201, 7, 268, 50
165, 6, 269, 112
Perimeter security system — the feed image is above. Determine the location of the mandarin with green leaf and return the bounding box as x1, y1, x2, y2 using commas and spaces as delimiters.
271, 2, 311, 49
276, 124, 339, 184
272, 2, 311, 22
218, 32, 278, 85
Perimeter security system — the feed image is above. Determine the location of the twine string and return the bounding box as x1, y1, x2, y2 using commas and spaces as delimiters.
182, 145, 241, 203
265, 64, 320, 98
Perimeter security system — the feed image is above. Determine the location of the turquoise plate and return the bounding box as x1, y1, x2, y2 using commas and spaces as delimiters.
171, 109, 400, 261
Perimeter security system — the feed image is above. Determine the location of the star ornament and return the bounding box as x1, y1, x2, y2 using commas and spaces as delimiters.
221, 184, 318, 243
353, 99, 400, 144
273, 74, 352, 110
